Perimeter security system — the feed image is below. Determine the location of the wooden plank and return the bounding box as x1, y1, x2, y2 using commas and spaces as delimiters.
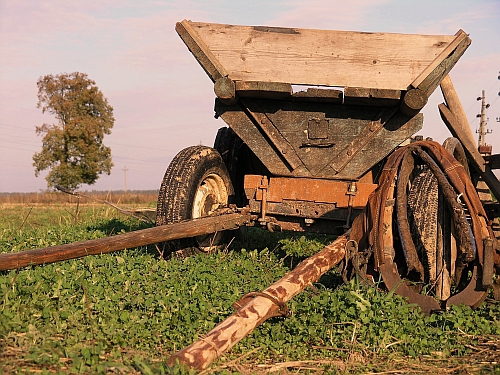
0, 213, 252, 271
334, 113, 423, 179
175, 20, 228, 82
322, 107, 398, 176
235, 80, 292, 99
241, 99, 307, 173
184, 20, 458, 90
215, 101, 295, 176
344, 87, 401, 106
412, 34, 470, 96
292, 87, 343, 103
438, 103, 500, 200
411, 30, 469, 91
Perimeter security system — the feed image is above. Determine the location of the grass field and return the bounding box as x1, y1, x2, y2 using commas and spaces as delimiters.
0, 199, 499, 374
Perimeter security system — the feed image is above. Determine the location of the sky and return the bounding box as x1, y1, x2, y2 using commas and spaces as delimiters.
0, 0, 499, 193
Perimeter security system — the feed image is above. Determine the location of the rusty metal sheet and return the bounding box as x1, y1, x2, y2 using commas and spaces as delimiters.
244, 175, 377, 208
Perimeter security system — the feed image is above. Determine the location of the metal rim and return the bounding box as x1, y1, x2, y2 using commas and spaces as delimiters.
192, 173, 229, 219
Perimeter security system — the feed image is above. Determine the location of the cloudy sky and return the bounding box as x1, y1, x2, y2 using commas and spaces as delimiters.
1, 0, 499, 192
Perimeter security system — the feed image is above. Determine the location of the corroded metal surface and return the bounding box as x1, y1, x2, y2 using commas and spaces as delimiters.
243, 175, 377, 232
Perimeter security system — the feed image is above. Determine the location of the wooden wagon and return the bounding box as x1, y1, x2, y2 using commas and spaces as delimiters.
2, 22, 499, 369
158, 21, 497, 236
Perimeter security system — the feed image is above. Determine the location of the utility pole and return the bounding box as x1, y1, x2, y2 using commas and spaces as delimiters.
497, 71, 500, 124
476, 90, 492, 153
122, 166, 129, 193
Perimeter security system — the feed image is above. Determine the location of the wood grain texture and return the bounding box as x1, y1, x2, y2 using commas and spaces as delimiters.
438, 103, 500, 200
411, 30, 469, 90
182, 20, 458, 90
0, 213, 251, 271
215, 100, 293, 176
167, 233, 349, 370
175, 20, 228, 82
333, 113, 423, 179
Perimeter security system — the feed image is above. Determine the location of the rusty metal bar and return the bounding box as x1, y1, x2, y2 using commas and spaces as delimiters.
0, 213, 252, 271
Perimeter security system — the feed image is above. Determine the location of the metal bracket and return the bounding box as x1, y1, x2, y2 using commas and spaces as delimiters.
343, 182, 358, 230
233, 291, 291, 318
257, 176, 269, 225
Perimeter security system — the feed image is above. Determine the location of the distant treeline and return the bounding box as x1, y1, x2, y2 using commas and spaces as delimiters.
0, 190, 159, 205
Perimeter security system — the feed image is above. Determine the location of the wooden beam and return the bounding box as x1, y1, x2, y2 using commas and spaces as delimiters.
438, 75, 500, 199
235, 80, 292, 99
411, 30, 470, 93
440, 75, 478, 150
292, 87, 343, 103
0, 213, 252, 271
400, 88, 428, 116
343, 87, 401, 107
438, 103, 500, 200
175, 20, 228, 82
214, 77, 236, 104
167, 233, 349, 370
438, 103, 484, 169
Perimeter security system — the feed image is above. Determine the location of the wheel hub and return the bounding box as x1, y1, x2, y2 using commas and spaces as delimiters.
192, 173, 229, 219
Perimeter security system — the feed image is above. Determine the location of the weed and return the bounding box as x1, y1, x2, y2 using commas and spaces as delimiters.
0, 205, 499, 374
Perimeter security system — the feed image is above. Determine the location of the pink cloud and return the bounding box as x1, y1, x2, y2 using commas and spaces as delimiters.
414, 3, 500, 35
270, 0, 391, 29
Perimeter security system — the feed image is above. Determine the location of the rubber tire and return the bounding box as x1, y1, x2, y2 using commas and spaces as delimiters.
406, 137, 471, 301
214, 126, 270, 207
156, 146, 235, 257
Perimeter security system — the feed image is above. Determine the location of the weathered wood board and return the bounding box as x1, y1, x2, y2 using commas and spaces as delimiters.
177, 20, 468, 91
216, 99, 422, 180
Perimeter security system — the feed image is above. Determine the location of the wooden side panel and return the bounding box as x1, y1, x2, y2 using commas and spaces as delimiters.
335, 113, 423, 179
218, 98, 422, 180
184, 21, 456, 90
215, 100, 294, 177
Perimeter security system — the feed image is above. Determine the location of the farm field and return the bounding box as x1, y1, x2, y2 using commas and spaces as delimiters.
0, 198, 499, 374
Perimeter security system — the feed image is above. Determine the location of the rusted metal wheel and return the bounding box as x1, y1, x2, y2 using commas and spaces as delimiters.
156, 145, 235, 256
